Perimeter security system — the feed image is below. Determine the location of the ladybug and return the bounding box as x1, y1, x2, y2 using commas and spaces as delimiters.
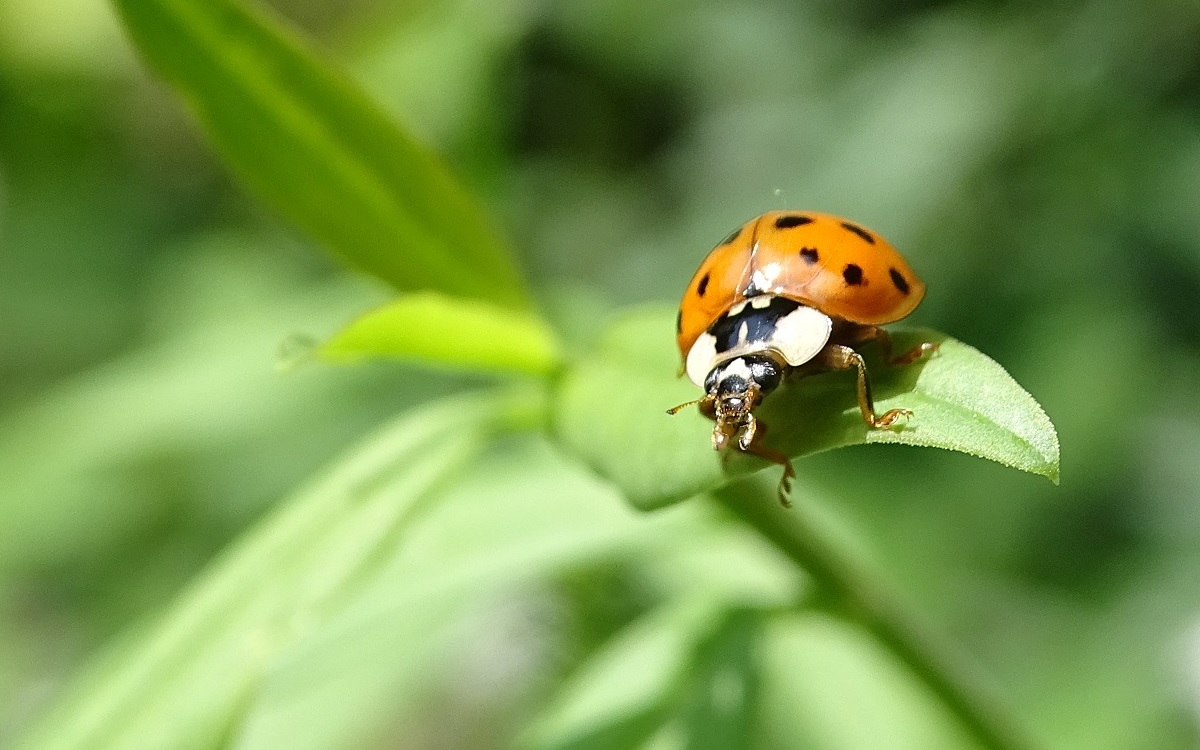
669, 211, 937, 504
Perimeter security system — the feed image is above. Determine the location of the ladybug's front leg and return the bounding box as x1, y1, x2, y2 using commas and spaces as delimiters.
850, 325, 938, 366
815, 344, 911, 429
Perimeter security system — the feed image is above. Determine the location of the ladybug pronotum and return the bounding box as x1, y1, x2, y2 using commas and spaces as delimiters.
669, 211, 937, 505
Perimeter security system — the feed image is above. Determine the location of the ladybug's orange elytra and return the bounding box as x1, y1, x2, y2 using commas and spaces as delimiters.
676, 210, 925, 359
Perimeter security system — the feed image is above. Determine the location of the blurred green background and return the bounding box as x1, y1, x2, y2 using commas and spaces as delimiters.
2, 0, 1200, 748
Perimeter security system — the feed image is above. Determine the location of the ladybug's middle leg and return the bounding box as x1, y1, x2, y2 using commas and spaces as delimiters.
736, 418, 795, 507
849, 325, 938, 366
815, 344, 911, 430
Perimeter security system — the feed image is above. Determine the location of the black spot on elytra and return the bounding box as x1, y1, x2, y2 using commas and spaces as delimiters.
843, 264, 864, 285
676, 309, 683, 333
697, 273, 711, 297
840, 222, 875, 244
889, 268, 910, 294
720, 227, 740, 245
775, 215, 814, 229
800, 247, 819, 264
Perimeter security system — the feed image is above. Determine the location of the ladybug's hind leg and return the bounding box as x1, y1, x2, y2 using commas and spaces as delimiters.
815, 344, 912, 430
850, 325, 938, 366
736, 418, 795, 507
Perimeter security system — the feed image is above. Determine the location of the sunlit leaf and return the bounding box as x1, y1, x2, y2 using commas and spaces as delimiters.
552, 306, 1060, 510
320, 291, 562, 376
111, 0, 529, 308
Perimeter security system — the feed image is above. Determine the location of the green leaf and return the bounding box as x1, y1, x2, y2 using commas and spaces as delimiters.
319, 291, 563, 376
12, 390, 519, 750
13, 389, 728, 750
519, 602, 761, 750
552, 306, 1060, 510
227, 437, 713, 750
111, 0, 529, 308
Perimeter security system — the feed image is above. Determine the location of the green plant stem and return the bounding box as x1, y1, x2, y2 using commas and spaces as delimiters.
713, 482, 1040, 750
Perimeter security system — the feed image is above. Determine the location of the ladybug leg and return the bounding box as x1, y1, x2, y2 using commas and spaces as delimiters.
736, 417, 795, 507
817, 344, 912, 430
851, 326, 939, 366
889, 340, 939, 367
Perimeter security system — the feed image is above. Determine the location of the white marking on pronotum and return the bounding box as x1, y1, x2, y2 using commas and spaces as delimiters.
727, 300, 748, 317
716, 357, 752, 383
687, 301, 833, 387
750, 295, 772, 309
772, 306, 833, 366
737, 321, 749, 346
686, 332, 719, 387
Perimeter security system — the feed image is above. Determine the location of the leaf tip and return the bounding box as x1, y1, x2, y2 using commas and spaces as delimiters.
1042, 453, 1061, 486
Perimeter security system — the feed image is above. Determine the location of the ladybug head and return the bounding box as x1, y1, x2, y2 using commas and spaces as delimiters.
704, 355, 784, 452
710, 390, 758, 452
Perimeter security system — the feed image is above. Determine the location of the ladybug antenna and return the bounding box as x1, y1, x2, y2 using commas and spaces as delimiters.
666, 399, 701, 415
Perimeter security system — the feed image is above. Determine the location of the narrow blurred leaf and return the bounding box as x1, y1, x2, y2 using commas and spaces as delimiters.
519, 602, 760, 750
228, 437, 712, 750
110, 0, 529, 308
320, 291, 562, 376
14, 404, 727, 750
552, 306, 1059, 510
14, 390, 524, 750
